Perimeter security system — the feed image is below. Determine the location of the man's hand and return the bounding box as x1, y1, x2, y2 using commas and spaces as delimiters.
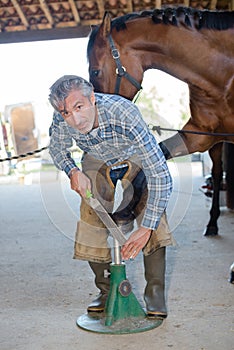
70, 169, 91, 198
121, 226, 152, 260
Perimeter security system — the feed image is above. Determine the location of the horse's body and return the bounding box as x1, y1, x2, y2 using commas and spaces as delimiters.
87, 8, 234, 157
87, 7, 234, 236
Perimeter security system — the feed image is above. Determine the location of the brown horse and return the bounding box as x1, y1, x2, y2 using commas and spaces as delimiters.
87, 7, 234, 236
87, 7, 234, 157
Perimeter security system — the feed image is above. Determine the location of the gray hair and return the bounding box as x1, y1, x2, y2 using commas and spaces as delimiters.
48, 75, 94, 110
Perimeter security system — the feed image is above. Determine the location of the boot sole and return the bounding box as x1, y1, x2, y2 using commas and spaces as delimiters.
146, 311, 167, 319
87, 307, 105, 313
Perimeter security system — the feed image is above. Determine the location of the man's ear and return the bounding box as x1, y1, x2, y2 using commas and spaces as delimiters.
90, 91, 96, 105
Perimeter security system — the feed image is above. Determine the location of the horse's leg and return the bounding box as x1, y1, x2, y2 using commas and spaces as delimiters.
159, 132, 189, 159
204, 142, 223, 236
111, 170, 146, 233
224, 143, 234, 210
229, 262, 234, 284
224, 143, 234, 284
159, 124, 216, 160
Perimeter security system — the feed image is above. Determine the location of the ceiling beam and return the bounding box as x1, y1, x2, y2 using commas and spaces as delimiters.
210, 0, 218, 9
68, 0, 81, 23
0, 25, 91, 44
97, 0, 105, 19
38, 0, 54, 27
155, 0, 162, 9
10, 0, 29, 28
126, 0, 133, 12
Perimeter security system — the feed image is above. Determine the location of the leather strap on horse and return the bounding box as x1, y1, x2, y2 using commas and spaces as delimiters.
1, 127, 234, 164
108, 34, 143, 99
149, 125, 234, 137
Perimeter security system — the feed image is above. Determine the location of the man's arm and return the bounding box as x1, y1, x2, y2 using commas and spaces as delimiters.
48, 111, 78, 176
69, 168, 92, 198
49, 112, 92, 197
123, 108, 173, 230
120, 107, 172, 260
121, 226, 152, 260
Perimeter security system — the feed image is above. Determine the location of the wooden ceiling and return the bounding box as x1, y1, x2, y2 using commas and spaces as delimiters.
0, 0, 233, 44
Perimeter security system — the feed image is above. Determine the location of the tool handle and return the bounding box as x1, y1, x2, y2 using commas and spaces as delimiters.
86, 189, 93, 199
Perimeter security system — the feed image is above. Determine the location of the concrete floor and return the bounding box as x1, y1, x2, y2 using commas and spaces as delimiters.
0, 162, 233, 350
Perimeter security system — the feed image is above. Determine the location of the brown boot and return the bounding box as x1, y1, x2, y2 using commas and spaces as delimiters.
143, 247, 167, 319
87, 262, 110, 312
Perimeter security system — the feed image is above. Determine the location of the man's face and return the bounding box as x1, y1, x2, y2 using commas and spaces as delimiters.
58, 89, 97, 134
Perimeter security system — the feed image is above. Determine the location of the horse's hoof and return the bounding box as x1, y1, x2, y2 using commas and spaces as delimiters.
229, 263, 234, 284
203, 226, 218, 236
111, 212, 135, 234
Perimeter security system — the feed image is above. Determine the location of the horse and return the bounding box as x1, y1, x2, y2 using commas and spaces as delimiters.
87, 7, 234, 236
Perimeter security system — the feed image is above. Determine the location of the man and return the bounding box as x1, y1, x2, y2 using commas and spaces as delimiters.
48, 75, 173, 318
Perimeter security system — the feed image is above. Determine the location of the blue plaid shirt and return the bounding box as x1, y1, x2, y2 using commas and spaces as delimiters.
49, 93, 172, 230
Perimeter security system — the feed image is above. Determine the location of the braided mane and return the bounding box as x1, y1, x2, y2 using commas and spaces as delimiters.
87, 7, 234, 59
112, 7, 234, 31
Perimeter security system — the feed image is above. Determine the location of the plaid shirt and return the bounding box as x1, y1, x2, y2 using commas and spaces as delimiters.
49, 93, 172, 230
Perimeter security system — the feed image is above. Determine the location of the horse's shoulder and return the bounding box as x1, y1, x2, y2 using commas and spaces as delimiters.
225, 75, 234, 112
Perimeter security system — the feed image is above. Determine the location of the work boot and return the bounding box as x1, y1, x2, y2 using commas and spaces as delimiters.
143, 247, 167, 319
87, 261, 110, 312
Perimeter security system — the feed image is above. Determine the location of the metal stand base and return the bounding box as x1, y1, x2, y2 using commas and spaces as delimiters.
77, 263, 163, 334
77, 312, 163, 334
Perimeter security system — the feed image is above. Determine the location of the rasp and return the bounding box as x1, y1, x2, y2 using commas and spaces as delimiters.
86, 192, 127, 246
